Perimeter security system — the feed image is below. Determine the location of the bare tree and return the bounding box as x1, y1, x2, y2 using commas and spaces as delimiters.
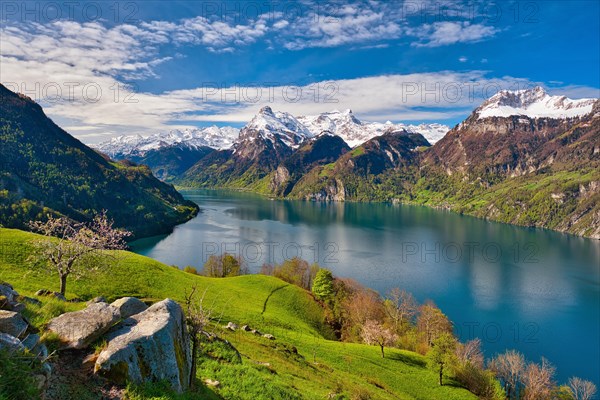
29, 212, 130, 295
489, 350, 526, 400
383, 288, 418, 331
569, 377, 597, 400
456, 338, 484, 369
522, 358, 555, 400
360, 320, 398, 358
184, 284, 212, 390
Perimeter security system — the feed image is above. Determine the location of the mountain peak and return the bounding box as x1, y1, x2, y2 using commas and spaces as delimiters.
259, 106, 274, 116
477, 87, 596, 119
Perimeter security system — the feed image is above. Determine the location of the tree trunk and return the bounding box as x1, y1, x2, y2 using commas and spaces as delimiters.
60, 274, 68, 296
380, 344, 385, 358
189, 335, 199, 390
439, 364, 444, 386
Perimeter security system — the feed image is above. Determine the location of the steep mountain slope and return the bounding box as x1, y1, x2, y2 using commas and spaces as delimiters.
268, 133, 351, 196
417, 88, 600, 238
289, 129, 430, 201
0, 84, 198, 238
179, 107, 312, 188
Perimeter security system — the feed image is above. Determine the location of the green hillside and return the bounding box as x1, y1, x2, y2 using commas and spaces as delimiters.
0, 228, 476, 400
0, 84, 198, 238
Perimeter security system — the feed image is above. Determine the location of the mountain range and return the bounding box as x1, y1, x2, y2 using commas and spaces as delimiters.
2, 84, 598, 239
173, 87, 600, 239
0, 84, 198, 238
92, 109, 448, 180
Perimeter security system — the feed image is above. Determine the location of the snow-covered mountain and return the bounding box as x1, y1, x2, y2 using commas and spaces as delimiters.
477, 86, 596, 119
238, 106, 311, 149
94, 126, 239, 158
235, 107, 449, 150
297, 109, 448, 146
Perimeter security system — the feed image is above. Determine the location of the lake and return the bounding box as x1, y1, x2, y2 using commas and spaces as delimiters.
131, 189, 600, 385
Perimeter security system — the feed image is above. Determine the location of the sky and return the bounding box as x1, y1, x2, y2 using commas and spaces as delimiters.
1, 0, 599, 143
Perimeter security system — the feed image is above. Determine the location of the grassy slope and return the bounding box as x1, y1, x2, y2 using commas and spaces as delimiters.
0, 228, 476, 400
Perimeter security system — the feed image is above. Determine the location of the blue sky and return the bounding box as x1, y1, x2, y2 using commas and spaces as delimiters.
1, 0, 598, 142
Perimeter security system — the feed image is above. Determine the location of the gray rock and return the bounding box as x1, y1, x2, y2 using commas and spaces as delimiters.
240, 325, 251, 332
95, 299, 191, 393
87, 296, 107, 305
0, 310, 28, 338
110, 297, 148, 319
11, 302, 26, 313
0, 332, 25, 352
47, 303, 120, 349
263, 334, 275, 340
0, 283, 18, 303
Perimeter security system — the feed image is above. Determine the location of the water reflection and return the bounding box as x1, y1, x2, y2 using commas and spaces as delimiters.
131, 189, 600, 385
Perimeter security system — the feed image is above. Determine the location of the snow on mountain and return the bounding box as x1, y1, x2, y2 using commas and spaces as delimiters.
477, 86, 596, 119
239, 106, 312, 148
94, 126, 239, 158
297, 109, 449, 146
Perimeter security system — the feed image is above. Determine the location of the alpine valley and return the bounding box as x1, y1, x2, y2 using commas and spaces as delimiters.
93, 87, 599, 239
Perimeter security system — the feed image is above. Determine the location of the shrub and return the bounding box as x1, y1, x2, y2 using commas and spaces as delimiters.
312, 269, 334, 301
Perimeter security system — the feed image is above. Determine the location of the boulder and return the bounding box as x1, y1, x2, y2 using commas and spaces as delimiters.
95, 299, 191, 393
87, 296, 107, 305
0, 283, 18, 302
263, 334, 275, 340
240, 325, 251, 332
110, 297, 148, 319
0, 332, 25, 352
46, 302, 120, 349
0, 310, 28, 338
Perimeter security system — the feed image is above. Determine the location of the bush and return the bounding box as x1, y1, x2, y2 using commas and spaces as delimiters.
454, 362, 504, 400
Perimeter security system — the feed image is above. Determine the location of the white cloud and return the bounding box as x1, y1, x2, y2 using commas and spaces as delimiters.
411, 22, 499, 47
459, 56, 468, 62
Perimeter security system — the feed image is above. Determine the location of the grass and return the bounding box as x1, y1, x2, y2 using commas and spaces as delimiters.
0, 228, 477, 400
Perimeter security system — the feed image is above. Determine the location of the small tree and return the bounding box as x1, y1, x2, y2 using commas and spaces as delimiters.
202, 253, 247, 277
29, 212, 130, 296
569, 377, 597, 400
184, 284, 211, 390
312, 269, 334, 301
383, 288, 418, 331
427, 332, 458, 386
416, 301, 452, 347
360, 319, 398, 358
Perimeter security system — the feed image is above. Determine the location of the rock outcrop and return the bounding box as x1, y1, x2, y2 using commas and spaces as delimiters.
94, 299, 191, 392
110, 297, 148, 319
47, 302, 120, 349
